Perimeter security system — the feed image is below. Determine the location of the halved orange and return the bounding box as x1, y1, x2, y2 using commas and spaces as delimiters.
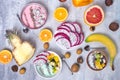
39, 29, 53, 42
54, 7, 68, 22
0, 50, 12, 64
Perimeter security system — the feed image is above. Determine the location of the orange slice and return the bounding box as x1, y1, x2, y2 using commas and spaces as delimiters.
0, 50, 12, 64
39, 29, 53, 42
54, 7, 68, 22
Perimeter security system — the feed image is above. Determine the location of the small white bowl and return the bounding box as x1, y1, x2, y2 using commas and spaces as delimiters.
34, 51, 62, 79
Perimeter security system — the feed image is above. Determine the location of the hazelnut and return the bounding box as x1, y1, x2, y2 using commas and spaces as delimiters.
64, 52, 71, 58
44, 42, 49, 49
76, 48, 82, 55
19, 67, 26, 74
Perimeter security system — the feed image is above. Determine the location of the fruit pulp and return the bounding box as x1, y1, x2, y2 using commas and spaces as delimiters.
39, 29, 53, 42
54, 7, 68, 22
0, 50, 12, 64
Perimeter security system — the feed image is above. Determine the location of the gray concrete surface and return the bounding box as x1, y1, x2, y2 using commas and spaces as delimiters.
0, 0, 120, 80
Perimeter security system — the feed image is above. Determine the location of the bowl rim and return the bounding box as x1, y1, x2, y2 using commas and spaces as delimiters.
20, 2, 47, 29
86, 49, 108, 71
34, 50, 62, 79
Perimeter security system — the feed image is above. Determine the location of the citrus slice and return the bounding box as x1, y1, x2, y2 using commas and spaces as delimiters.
0, 50, 12, 64
54, 7, 68, 22
39, 29, 53, 42
84, 5, 104, 27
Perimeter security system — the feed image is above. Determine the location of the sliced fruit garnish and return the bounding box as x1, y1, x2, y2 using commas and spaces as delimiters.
39, 29, 53, 42
54, 22, 84, 50
54, 7, 68, 22
84, 5, 104, 27
0, 50, 12, 64
62, 22, 77, 32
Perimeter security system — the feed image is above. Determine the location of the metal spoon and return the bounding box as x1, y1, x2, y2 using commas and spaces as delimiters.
16, 14, 23, 24
90, 47, 106, 49
62, 58, 73, 75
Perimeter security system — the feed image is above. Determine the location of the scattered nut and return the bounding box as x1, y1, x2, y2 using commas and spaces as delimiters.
90, 26, 95, 31
64, 52, 71, 58
11, 65, 18, 72
84, 45, 90, 51
59, 0, 67, 2
43, 42, 49, 49
109, 22, 119, 31
71, 63, 80, 72
76, 48, 82, 55
19, 67, 26, 74
105, 0, 113, 6
77, 56, 83, 64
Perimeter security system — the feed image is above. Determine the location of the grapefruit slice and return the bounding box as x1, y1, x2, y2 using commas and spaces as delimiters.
0, 50, 12, 64
84, 5, 104, 27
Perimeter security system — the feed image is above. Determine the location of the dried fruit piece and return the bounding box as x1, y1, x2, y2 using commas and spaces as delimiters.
90, 26, 95, 31
71, 63, 80, 72
64, 52, 71, 58
77, 56, 83, 64
19, 67, 26, 74
109, 22, 119, 31
23, 28, 29, 33
43, 42, 49, 49
84, 45, 90, 51
76, 48, 82, 55
0, 50, 12, 64
11, 65, 18, 72
105, 0, 113, 6
39, 29, 53, 42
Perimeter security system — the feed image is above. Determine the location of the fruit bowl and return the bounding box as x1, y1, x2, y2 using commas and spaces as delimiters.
33, 51, 62, 78
87, 50, 108, 71
21, 3, 47, 29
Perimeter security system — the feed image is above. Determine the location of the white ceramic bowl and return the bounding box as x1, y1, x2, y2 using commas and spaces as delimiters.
34, 51, 62, 79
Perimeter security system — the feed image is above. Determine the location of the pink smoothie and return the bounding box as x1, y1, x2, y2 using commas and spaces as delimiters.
21, 3, 47, 29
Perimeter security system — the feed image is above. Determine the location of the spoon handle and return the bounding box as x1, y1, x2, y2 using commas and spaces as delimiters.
17, 14, 22, 23
16, 14, 25, 27
62, 59, 73, 75
90, 47, 106, 49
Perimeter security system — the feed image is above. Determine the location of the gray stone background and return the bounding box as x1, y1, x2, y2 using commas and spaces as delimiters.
0, 0, 120, 80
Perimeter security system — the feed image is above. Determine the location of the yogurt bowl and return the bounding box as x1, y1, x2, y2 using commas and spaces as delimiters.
87, 50, 108, 71
21, 3, 47, 29
33, 51, 62, 78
